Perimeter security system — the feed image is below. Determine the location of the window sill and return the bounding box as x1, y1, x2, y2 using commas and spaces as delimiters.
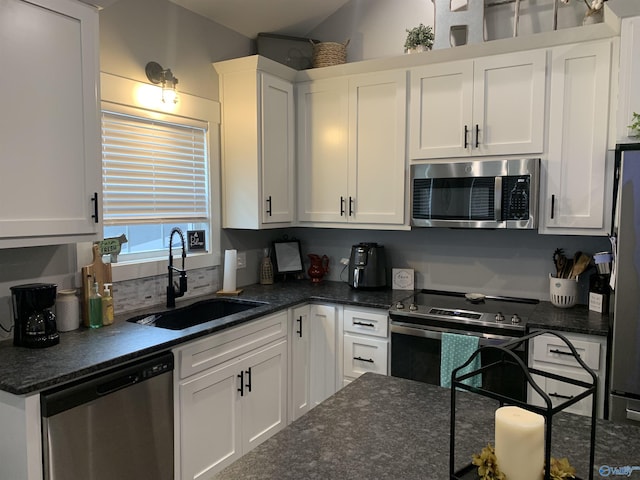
110, 251, 220, 282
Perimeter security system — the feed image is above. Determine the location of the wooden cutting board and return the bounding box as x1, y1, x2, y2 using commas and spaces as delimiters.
81, 244, 112, 327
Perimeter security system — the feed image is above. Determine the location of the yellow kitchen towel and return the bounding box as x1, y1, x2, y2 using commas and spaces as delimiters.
440, 332, 482, 388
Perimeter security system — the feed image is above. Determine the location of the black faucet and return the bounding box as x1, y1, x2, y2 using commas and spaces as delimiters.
167, 227, 188, 308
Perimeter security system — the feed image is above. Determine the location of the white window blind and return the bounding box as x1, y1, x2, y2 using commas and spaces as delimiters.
102, 111, 209, 226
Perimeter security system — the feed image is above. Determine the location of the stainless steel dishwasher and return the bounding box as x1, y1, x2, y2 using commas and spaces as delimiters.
41, 351, 174, 480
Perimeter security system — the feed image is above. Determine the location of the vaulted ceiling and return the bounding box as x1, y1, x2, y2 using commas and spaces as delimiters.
168, 0, 352, 38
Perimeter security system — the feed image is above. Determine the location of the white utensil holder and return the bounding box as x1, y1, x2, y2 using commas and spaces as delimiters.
549, 274, 578, 308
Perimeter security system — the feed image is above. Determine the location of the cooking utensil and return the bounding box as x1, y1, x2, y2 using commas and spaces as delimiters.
553, 248, 565, 277
569, 252, 591, 279
561, 258, 574, 279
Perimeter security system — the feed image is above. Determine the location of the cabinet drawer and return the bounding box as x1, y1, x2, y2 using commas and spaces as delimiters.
176, 311, 288, 379
532, 333, 600, 371
343, 333, 388, 378
343, 307, 388, 338
529, 367, 595, 417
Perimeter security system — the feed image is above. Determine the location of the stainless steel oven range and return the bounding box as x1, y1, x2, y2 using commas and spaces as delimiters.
388, 289, 539, 402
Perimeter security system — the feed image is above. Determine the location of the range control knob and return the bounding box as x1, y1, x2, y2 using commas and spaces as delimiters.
511, 314, 522, 324
395, 301, 405, 310
409, 303, 418, 312
495, 312, 505, 322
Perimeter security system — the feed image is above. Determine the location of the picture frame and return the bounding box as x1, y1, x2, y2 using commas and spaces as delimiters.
272, 239, 304, 275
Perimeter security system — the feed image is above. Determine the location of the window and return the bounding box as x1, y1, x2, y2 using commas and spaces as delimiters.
101, 110, 211, 262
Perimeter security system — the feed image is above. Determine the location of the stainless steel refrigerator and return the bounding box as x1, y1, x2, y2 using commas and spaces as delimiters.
610, 143, 640, 424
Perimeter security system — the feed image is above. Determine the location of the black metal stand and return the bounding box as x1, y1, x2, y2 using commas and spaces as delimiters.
449, 330, 597, 480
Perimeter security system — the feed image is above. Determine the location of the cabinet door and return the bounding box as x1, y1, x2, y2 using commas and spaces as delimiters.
529, 367, 595, 417
409, 61, 473, 159
0, 0, 100, 245
309, 304, 338, 407
261, 73, 294, 224
297, 79, 349, 222
541, 40, 612, 234
343, 334, 388, 378
290, 305, 311, 421
472, 50, 546, 156
348, 71, 406, 225
616, 16, 640, 141
179, 360, 242, 480
241, 340, 288, 453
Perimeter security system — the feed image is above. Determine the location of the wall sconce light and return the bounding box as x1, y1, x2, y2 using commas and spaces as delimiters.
145, 61, 179, 104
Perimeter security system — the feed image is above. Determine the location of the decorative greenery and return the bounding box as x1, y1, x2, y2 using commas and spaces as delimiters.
404, 23, 434, 51
471, 444, 506, 480
629, 112, 640, 137
548, 457, 577, 479
560, 0, 606, 11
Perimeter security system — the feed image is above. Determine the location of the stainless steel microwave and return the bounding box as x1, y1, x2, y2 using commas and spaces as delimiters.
410, 158, 540, 229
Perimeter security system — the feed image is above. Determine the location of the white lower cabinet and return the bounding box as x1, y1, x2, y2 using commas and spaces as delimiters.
342, 307, 389, 385
528, 331, 607, 418
309, 304, 339, 407
343, 334, 388, 378
289, 305, 311, 421
289, 304, 341, 421
174, 312, 288, 480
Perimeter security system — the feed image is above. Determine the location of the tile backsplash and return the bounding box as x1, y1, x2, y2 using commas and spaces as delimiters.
112, 265, 220, 314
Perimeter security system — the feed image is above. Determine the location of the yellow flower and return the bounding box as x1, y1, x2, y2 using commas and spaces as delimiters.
549, 457, 577, 479
472, 444, 506, 480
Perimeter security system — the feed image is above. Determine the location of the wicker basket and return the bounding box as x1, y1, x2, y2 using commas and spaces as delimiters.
310, 40, 349, 68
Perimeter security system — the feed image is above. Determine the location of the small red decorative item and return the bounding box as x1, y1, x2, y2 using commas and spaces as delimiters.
307, 254, 329, 283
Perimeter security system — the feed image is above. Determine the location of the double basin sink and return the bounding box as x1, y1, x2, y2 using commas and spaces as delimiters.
126, 298, 265, 330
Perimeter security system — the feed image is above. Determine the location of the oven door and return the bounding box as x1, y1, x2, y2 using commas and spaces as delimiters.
390, 323, 527, 402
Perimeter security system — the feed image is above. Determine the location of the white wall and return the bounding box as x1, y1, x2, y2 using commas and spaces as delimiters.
99, 0, 252, 100
309, 0, 588, 62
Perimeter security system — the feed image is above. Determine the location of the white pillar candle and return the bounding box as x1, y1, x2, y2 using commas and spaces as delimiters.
495, 406, 545, 480
222, 249, 237, 292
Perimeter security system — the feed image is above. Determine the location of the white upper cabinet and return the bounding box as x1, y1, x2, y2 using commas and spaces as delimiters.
297, 71, 406, 227
297, 78, 349, 223
409, 60, 473, 159
539, 40, 613, 235
615, 16, 640, 142
348, 71, 407, 225
409, 50, 546, 160
0, 0, 100, 247
214, 56, 296, 229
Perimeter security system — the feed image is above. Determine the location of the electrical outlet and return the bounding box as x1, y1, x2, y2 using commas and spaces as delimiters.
237, 251, 247, 269
340, 258, 350, 265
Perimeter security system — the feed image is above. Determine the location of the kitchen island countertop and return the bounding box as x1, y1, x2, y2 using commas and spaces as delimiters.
0, 281, 608, 395
215, 373, 639, 480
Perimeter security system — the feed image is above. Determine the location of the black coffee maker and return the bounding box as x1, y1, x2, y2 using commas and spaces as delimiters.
11, 283, 60, 348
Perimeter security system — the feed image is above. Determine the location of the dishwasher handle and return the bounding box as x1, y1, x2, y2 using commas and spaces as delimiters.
96, 373, 141, 396
41, 351, 174, 418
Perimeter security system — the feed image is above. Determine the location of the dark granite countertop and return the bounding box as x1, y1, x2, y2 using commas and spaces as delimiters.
527, 302, 610, 337
215, 373, 639, 480
0, 281, 408, 395
0, 281, 609, 395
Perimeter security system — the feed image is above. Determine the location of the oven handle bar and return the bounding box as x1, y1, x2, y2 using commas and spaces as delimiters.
390, 322, 523, 348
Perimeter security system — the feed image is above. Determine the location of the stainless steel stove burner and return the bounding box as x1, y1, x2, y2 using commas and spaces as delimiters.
389, 289, 538, 336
